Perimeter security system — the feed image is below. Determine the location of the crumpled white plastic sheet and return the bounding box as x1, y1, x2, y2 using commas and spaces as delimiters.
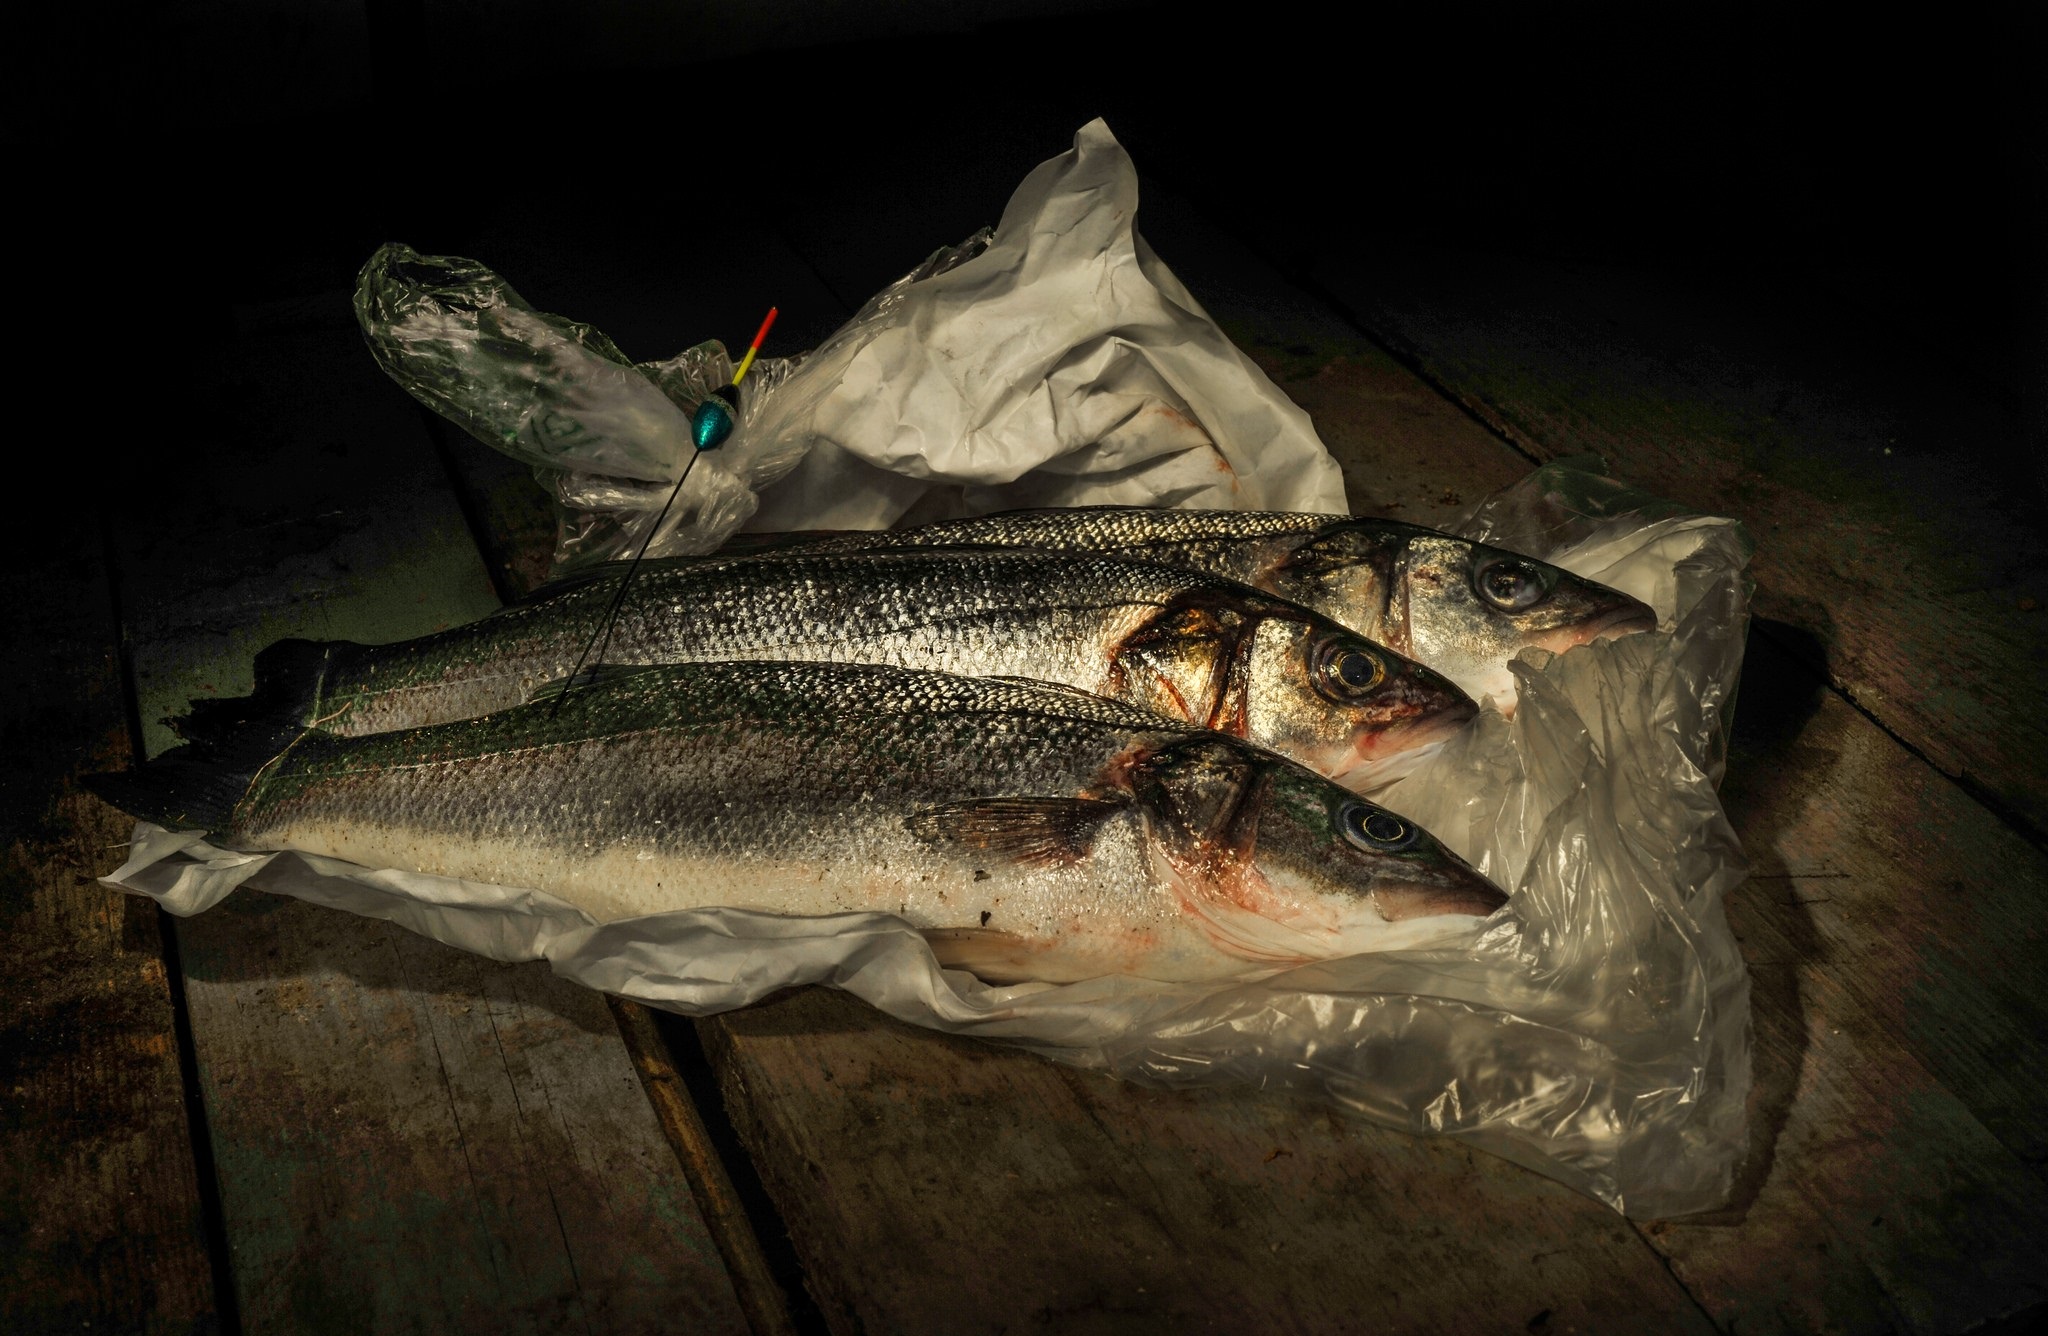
735, 118, 1345, 532
104, 461, 1753, 1218
355, 120, 1347, 572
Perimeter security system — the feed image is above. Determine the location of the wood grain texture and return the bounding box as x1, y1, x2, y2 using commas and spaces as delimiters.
1666, 633, 2048, 1333
702, 988, 1717, 1336
109, 305, 748, 1334
1306, 246, 2048, 837
1, 544, 216, 1333
175, 894, 743, 1333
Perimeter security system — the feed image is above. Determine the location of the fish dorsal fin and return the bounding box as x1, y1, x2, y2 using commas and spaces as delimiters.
906, 797, 1126, 868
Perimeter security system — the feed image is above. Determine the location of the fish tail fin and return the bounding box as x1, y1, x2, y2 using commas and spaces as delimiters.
171, 638, 350, 743
84, 712, 310, 837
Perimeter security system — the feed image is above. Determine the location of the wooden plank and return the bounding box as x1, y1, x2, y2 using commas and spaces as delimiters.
172, 893, 743, 1332
1657, 633, 2048, 1333
704, 987, 1717, 1336
1303, 245, 2048, 837
110, 299, 749, 1334
0, 541, 217, 1332
1717, 637, 2048, 1169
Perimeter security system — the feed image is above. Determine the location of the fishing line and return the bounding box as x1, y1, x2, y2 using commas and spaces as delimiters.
552, 305, 779, 716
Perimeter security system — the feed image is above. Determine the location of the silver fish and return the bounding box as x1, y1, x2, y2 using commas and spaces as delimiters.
102, 663, 1508, 983
179, 550, 1476, 794
777, 507, 1659, 709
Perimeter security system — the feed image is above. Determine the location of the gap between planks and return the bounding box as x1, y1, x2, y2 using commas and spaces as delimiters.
104, 506, 244, 1330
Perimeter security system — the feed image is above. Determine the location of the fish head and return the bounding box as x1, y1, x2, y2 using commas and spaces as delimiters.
1395, 534, 1658, 711
1107, 590, 1475, 793
1130, 736, 1508, 964
1238, 607, 1476, 794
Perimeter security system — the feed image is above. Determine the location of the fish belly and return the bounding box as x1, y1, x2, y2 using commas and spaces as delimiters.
228, 682, 1252, 982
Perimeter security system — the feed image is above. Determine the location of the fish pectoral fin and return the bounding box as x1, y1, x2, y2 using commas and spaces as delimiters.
905, 797, 1125, 868
922, 928, 1040, 983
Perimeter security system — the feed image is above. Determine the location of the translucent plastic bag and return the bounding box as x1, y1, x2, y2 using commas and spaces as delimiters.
104, 461, 1753, 1217
355, 120, 1348, 573
354, 246, 803, 571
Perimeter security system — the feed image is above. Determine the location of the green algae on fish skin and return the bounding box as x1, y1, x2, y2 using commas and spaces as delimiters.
172, 548, 1477, 796
97, 662, 1509, 985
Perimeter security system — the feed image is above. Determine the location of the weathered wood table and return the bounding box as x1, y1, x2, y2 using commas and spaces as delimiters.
7, 148, 2045, 1335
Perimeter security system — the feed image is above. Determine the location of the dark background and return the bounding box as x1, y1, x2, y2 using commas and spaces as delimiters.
18, 0, 2045, 482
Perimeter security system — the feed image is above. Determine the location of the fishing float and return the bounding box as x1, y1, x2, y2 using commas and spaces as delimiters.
551, 305, 780, 715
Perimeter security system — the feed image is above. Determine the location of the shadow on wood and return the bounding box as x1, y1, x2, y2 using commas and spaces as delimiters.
1684, 619, 1829, 1223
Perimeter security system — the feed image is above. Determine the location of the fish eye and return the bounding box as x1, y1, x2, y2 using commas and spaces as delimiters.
1472, 556, 1555, 612
1340, 802, 1421, 852
1311, 638, 1387, 701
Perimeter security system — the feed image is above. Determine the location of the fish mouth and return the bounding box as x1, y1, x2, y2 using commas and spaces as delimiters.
1334, 701, 1478, 790
1530, 601, 1659, 659
1585, 602, 1659, 642
1372, 877, 1510, 922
